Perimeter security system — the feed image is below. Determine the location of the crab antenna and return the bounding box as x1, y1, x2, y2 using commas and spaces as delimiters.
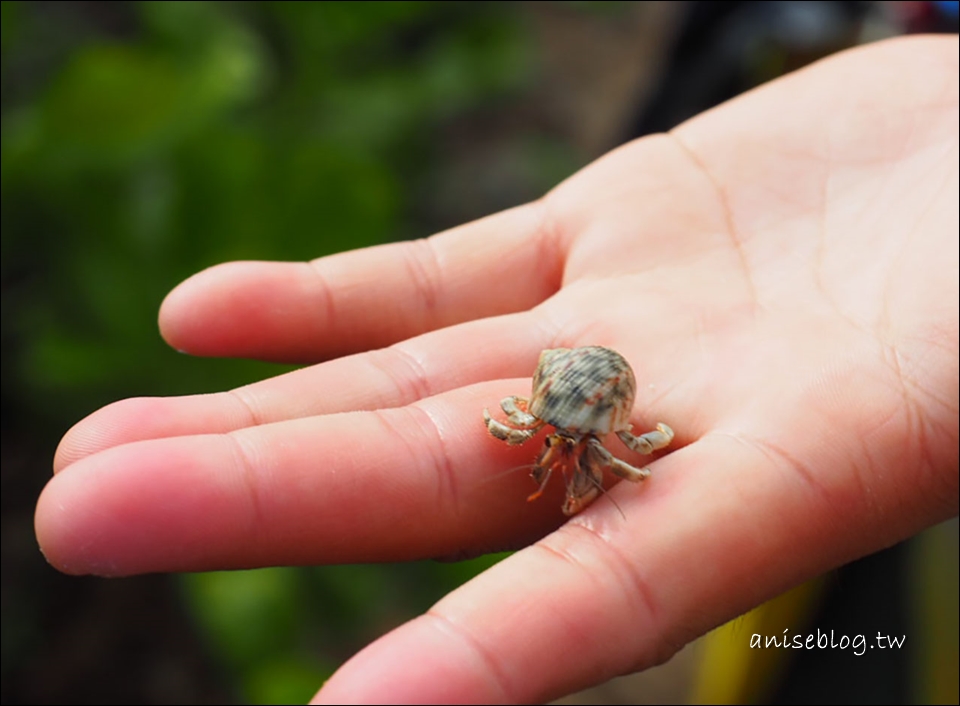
473, 462, 541, 491
586, 475, 626, 520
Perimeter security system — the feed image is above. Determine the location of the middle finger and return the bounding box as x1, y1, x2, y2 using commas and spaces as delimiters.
54, 311, 553, 472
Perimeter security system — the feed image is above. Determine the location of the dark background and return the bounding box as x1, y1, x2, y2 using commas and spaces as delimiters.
2, 2, 957, 703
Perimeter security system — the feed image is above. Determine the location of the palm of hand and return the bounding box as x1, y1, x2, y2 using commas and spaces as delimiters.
38, 37, 957, 703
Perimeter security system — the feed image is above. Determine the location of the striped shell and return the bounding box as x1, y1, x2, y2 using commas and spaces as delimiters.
528, 347, 636, 435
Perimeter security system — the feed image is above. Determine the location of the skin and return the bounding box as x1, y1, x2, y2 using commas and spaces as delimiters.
36, 35, 957, 704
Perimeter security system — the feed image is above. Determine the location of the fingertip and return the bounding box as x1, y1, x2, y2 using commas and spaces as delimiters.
38, 435, 251, 577
52, 396, 196, 473
34, 467, 124, 576
159, 260, 330, 361
158, 261, 247, 356
53, 402, 134, 473
35, 481, 69, 573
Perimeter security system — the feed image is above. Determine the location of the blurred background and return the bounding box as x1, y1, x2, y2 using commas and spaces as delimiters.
2, 2, 957, 703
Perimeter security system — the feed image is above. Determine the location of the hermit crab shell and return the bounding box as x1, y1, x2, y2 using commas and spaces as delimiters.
528, 346, 637, 435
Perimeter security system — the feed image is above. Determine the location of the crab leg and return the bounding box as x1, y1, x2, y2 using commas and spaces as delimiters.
527, 464, 554, 502
483, 409, 543, 445
616, 422, 674, 455
585, 436, 651, 482
500, 396, 539, 427
527, 434, 572, 501
562, 455, 603, 515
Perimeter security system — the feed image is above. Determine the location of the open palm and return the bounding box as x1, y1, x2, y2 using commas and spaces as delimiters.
38, 36, 957, 703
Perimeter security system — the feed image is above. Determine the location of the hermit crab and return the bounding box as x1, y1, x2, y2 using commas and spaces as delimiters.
483, 346, 673, 515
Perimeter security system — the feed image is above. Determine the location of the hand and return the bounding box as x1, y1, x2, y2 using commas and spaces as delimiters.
37, 35, 958, 703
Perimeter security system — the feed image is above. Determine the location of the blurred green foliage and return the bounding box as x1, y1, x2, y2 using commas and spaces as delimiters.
1, 0, 541, 420
182, 555, 509, 703
1, 2, 572, 702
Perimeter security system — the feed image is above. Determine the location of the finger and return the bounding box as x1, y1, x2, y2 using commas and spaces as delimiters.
53, 312, 554, 472
159, 204, 563, 363
312, 429, 954, 705
38, 380, 609, 576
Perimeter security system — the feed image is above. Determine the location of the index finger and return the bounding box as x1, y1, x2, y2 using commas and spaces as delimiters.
159, 203, 564, 363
